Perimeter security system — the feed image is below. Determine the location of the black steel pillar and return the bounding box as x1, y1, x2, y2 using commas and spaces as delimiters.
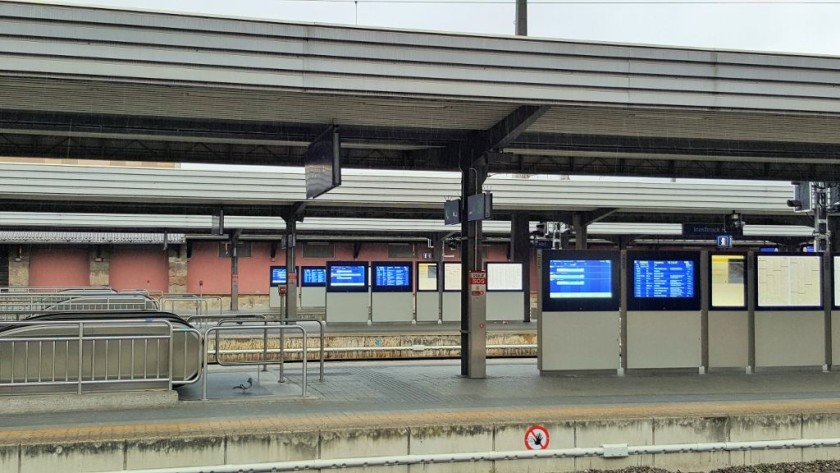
285, 220, 298, 321
573, 213, 588, 250
510, 212, 531, 322
516, 0, 527, 36
460, 156, 488, 379
229, 230, 242, 311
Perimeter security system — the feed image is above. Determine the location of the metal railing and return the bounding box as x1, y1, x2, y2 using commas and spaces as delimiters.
160, 294, 223, 317
0, 319, 176, 394
202, 323, 308, 400
0, 286, 113, 294
0, 292, 158, 320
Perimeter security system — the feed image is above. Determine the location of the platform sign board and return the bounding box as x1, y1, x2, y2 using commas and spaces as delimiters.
682, 223, 725, 238
627, 251, 701, 311
269, 266, 287, 287
756, 254, 822, 309
541, 250, 620, 312
469, 271, 486, 297
326, 262, 368, 292
305, 127, 341, 199
371, 262, 413, 293
300, 266, 327, 287
716, 235, 732, 249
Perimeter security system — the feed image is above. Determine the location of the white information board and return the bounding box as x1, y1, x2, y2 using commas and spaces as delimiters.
757, 255, 821, 308
487, 263, 523, 291
835, 256, 840, 308
444, 263, 462, 291
417, 263, 438, 291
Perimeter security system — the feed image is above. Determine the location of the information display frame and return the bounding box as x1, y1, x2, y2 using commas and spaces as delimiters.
371, 261, 413, 293
708, 252, 748, 310
754, 252, 823, 311
416, 262, 439, 292
269, 266, 287, 287
834, 255, 840, 310
443, 262, 462, 292
300, 266, 327, 288
627, 251, 701, 311
486, 262, 523, 292
541, 250, 620, 312
326, 261, 369, 293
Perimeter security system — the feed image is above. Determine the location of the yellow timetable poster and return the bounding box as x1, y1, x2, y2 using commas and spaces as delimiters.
757, 255, 821, 307
711, 254, 745, 307
417, 263, 438, 291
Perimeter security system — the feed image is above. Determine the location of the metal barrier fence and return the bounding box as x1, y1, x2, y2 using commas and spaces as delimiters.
202, 323, 308, 400
159, 294, 223, 317
0, 286, 114, 294
0, 319, 178, 394
0, 292, 158, 320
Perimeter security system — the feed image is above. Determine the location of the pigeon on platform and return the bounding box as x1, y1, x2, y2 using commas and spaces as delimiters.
233, 377, 253, 391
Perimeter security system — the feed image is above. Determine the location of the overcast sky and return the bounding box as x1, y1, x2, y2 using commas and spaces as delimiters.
54, 0, 840, 56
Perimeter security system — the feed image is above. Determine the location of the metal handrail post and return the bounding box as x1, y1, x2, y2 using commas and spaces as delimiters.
77, 322, 84, 395
301, 328, 308, 397
262, 320, 268, 372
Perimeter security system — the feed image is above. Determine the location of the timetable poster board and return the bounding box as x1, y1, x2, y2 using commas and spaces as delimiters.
416, 262, 438, 292
269, 266, 287, 287
756, 254, 822, 309
300, 266, 326, 287
326, 261, 369, 292
443, 262, 462, 292
487, 263, 523, 291
627, 251, 701, 311
710, 253, 747, 309
371, 262, 413, 293
541, 250, 620, 312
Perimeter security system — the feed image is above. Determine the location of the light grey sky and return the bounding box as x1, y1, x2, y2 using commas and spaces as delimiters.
55, 0, 840, 56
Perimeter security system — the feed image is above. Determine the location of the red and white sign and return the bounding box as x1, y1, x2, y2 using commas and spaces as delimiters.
288, 272, 297, 285
469, 270, 486, 297
525, 425, 550, 450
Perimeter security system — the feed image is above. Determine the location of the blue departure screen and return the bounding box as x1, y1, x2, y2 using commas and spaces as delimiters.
374, 265, 411, 288
633, 260, 695, 298
302, 267, 326, 286
329, 265, 366, 287
270, 267, 287, 286
549, 259, 612, 299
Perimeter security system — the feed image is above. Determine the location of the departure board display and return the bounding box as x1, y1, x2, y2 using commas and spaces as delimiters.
372, 263, 412, 292
327, 263, 368, 291
711, 254, 746, 308
444, 262, 462, 291
548, 259, 612, 299
301, 267, 326, 287
756, 255, 821, 308
269, 266, 287, 286
417, 263, 438, 292
633, 260, 695, 298
540, 250, 620, 312
626, 252, 700, 311
487, 263, 523, 291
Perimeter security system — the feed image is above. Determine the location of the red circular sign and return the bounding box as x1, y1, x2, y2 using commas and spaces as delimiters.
525, 425, 550, 450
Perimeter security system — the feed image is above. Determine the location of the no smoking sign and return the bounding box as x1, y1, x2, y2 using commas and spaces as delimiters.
525, 425, 550, 450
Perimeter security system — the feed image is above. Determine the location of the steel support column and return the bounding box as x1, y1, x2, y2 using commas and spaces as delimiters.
285, 220, 298, 321
229, 230, 242, 311
510, 212, 531, 322
461, 156, 488, 379
573, 213, 588, 250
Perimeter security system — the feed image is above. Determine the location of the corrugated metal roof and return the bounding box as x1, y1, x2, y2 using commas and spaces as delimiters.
0, 163, 796, 215
0, 232, 185, 244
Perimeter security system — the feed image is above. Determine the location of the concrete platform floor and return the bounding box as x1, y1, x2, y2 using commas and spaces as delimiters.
2, 358, 840, 446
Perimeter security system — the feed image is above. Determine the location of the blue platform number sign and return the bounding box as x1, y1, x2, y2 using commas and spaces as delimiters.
716, 234, 732, 249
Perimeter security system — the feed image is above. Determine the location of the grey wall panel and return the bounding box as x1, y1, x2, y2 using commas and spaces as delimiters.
325, 292, 368, 324
626, 311, 701, 369
415, 292, 439, 323
487, 292, 525, 322
540, 311, 619, 371
300, 287, 325, 308
755, 311, 824, 368
833, 311, 840, 367
708, 311, 749, 369
371, 292, 413, 323
442, 292, 461, 322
